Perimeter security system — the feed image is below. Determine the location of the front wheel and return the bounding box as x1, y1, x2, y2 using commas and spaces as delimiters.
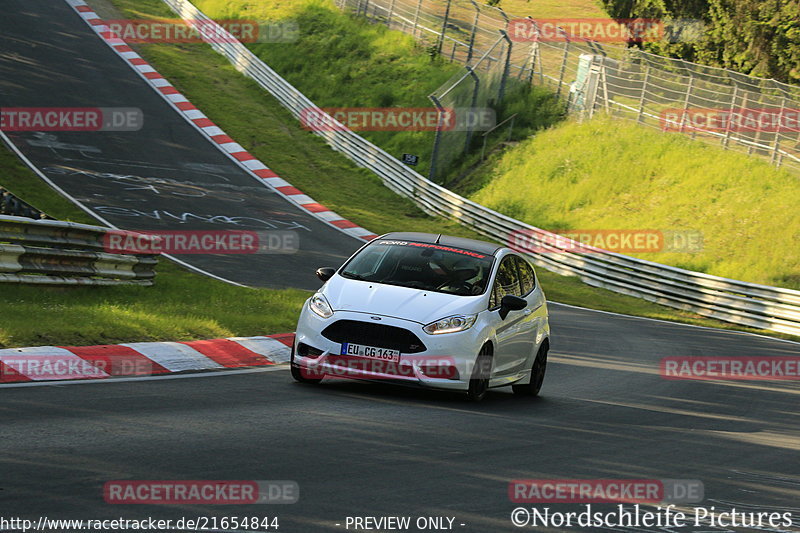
467, 344, 493, 402
513, 343, 547, 397
290, 346, 322, 384
290, 362, 322, 384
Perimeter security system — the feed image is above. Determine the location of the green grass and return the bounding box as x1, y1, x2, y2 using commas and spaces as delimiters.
0, 268, 307, 349
0, 145, 94, 224
196, 0, 459, 179
477, 0, 608, 18
0, 0, 794, 348
183, 0, 609, 20
189, 0, 566, 181
464, 116, 800, 289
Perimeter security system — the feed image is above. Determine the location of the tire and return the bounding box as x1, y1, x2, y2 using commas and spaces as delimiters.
290, 348, 323, 384
513, 343, 548, 397
467, 344, 493, 402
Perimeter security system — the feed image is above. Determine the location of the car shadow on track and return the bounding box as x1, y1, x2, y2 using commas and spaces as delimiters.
290, 378, 555, 412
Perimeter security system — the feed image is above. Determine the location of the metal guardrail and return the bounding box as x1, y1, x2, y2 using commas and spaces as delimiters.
0, 215, 158, 286
160, 0, 800, 337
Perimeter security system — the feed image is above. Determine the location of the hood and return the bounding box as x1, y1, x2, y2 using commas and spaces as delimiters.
323, 275, 485, 325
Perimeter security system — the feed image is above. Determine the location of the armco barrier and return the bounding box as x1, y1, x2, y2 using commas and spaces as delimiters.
0, 215, 158, 285
159, 0, 800, 337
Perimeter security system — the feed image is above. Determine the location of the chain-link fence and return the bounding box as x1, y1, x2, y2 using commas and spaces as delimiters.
428, 34, 512, 181
589, 50, 800, 172
336, 0, 800, 175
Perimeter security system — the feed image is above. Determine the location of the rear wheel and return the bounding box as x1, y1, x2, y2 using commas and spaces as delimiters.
513, 343, 548, 397
467, 344, 493, 402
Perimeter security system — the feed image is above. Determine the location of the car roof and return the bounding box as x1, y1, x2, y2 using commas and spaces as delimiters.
378, 232, 505, 256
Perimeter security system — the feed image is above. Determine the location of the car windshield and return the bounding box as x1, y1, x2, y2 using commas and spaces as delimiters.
340, 239, 494, 296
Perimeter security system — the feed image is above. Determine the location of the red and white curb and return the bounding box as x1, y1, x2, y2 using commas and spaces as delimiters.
65, 0, 377, 243
0, 333, 293, 384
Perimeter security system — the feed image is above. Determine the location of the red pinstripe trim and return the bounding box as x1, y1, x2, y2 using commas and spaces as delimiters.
60, 345, 170, 376
0, 361, 32, 383
231, 152, 256, 161
253, 168, 278, 178
331, 219, 358, 229
180, 339, 275, 367
211, 134, 234, 144
301, 203, 329, 213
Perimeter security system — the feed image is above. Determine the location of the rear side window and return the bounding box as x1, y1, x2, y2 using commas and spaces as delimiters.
514, 256, 536, 295
489, 256, 522, 308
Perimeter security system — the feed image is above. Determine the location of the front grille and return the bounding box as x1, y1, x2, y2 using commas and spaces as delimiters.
321, 320, 427, 353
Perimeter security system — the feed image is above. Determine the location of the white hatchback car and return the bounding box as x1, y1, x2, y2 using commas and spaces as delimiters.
291, 232, 550, 401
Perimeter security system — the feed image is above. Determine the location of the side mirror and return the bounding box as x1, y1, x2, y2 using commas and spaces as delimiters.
316, 267, 335, 282
499, 295, 527, 320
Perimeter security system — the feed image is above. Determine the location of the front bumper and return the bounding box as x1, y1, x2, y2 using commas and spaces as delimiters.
293, 308, 486, 391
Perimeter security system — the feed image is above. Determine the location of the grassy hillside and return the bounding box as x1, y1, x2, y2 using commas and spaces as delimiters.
192, 0, 608, 21
187, 0, 564, 180
463, 116, 800, 288
478, 0, 607, 18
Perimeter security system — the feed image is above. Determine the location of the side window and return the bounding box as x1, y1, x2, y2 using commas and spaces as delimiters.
489, 256, 522, 308
515, 256, 536, 296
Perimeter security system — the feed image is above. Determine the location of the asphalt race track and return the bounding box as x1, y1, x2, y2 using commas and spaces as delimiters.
0, 0, 360, 289
2, 304, 799, 532
1, 1, 799, 532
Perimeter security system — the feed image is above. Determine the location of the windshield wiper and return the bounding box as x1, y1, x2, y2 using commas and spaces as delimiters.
340, 271, 369, 281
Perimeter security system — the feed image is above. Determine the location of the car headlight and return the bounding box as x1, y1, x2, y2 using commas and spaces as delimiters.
423, 314, 477, 335
309, 293, 333, 319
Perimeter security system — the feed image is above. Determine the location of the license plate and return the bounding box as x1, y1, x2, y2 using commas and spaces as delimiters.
341, 343, 400, 363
